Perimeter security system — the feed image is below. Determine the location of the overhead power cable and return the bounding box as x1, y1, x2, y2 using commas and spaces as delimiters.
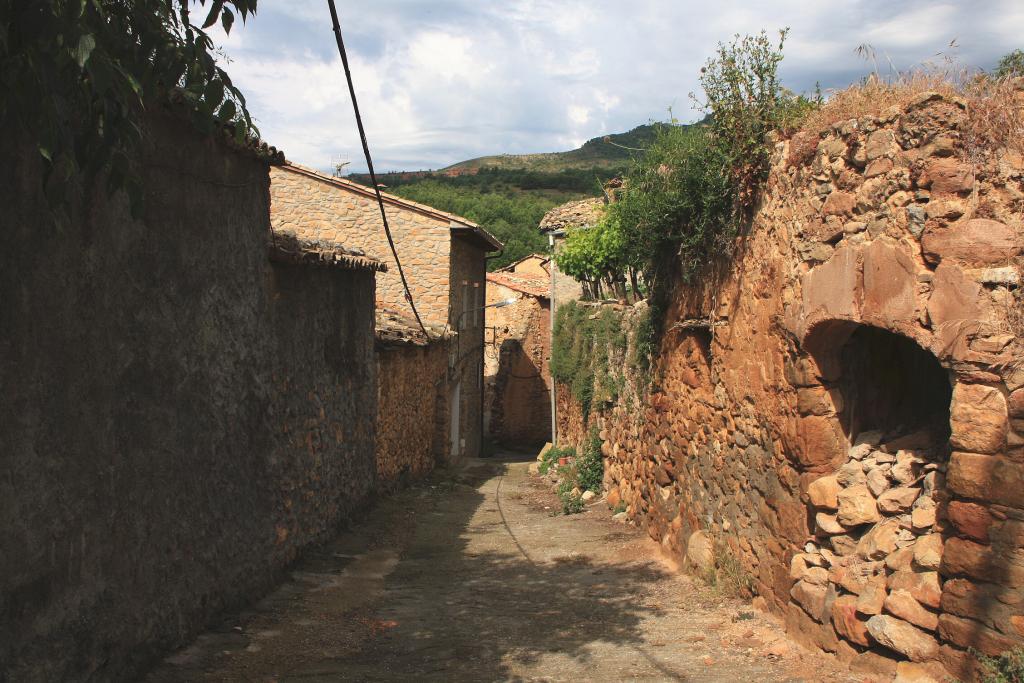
325, 0, 429, 338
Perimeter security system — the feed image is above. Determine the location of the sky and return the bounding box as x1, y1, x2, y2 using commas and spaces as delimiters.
203, 1, 1024, 173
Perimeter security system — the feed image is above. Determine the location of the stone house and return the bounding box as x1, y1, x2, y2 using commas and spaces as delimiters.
269, 163, 502, 462
0, 110, 382, 680
538, 197, 595, 310
485, 255, 553, 447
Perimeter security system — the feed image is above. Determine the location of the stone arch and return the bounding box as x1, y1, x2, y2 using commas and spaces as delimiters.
803, 319, 953, 453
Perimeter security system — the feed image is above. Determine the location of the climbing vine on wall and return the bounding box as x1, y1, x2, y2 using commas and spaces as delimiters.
0, 0, 258, 214
551, 302, 627, 420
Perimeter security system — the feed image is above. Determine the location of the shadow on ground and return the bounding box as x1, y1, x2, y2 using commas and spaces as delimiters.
147, 458, 681, 682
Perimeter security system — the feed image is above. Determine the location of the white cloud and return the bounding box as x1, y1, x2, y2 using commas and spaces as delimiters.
199, 0, 1024, 172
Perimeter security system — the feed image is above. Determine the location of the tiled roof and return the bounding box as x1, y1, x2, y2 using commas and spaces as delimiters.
538, 197, 606, 233
375, 308, 450, 347
486, 271, 548, 299
269, 231, 386, 272
281, 163, 502, 251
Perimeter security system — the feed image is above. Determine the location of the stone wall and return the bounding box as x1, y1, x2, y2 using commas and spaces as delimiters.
376, 340, 449, 489
484, 282, 552, 447
557, 92, 1024, 679
270, 165, 453, 326
0, 111, 378, 680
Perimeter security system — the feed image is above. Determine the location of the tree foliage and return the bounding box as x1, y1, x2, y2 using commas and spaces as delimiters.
0, 0, 258, 212
389, 176, 603, 270
995, 49, 1024, 79
556, 29, 819, 302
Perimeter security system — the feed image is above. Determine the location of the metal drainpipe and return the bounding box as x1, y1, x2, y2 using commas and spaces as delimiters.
549, 232, 557, 447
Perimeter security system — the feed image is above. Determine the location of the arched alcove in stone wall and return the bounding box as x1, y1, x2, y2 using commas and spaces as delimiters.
803, 320, 953, 454
789, 319, 956, 666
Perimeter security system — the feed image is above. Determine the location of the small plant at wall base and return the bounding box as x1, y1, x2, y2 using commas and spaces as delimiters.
575, 425, 604, 493
539, 445, 574, 475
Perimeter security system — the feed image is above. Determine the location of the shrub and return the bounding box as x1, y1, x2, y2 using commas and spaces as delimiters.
975, 647, 1024, 683
995, 49, 1024, 79
538, 445, 574, 475
559, 490, 585, 514
575, 425, 604, 493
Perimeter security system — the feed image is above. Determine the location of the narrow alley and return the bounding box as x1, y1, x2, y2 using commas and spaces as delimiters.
147, 454, 856, 682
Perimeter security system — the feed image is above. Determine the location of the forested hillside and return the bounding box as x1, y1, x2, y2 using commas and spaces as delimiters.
348, 129, 657, 270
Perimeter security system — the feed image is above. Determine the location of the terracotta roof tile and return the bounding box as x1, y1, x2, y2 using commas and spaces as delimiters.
486, 271, 548, 298
269, 231, 386, 272
539, 197, 606, 233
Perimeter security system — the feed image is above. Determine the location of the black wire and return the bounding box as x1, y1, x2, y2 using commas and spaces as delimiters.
326, 0, 429, 338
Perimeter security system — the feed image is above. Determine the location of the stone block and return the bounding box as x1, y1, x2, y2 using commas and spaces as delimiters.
855, 583, 887, 617
857, 518, 902, 559
786, 600, 841, 652
801, 246, 861, 324
888, 570, 942, 608
806, 479, 839, 509
791, 579, 829, 622
926, 262, 989, 330
947, 452, 1024, 508
922, 158, 975, 195
796, 416, 847, 471
822, 191, 856, 217
938, 613, 1022, 657
949, 384, 1008, 455
942, 535, 1024, 587
885, 589, 939, 631
866, 614, 940, 661
838, 484, 881, 527
832, 594, 871, 646
913, 534, 944, 571
1010, 389, 1024, 419
921, 218, 1022, 267
862, 238, 918, 324
946, 500, 992, 541
878, 487, 921, 514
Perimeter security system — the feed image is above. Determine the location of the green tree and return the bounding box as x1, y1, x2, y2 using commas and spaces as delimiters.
0, 0, 258, 212
995, 49, 1024, 78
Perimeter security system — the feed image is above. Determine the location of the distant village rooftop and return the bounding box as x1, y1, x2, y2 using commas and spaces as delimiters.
486, 269, 548, 299
538, 197, 606, 234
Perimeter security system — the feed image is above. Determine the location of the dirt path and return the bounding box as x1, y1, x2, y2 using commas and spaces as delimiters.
147, 454, 858, 682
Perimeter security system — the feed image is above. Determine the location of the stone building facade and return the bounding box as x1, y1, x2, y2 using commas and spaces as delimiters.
555, 92, 1024, 680
0, 111, 381, 680
485, 255, 552, 447
269, 164, 501, 461
375, 309, 450, 489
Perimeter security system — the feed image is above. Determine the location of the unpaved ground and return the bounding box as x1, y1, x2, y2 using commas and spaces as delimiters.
147, 454, 860, 682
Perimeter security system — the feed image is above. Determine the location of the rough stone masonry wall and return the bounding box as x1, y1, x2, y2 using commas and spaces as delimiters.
484, 283, 552, 447
0, 112, 378, 681
563, 92, 1024, 680
270, 166, 453, 326
376, 340, 449, 489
